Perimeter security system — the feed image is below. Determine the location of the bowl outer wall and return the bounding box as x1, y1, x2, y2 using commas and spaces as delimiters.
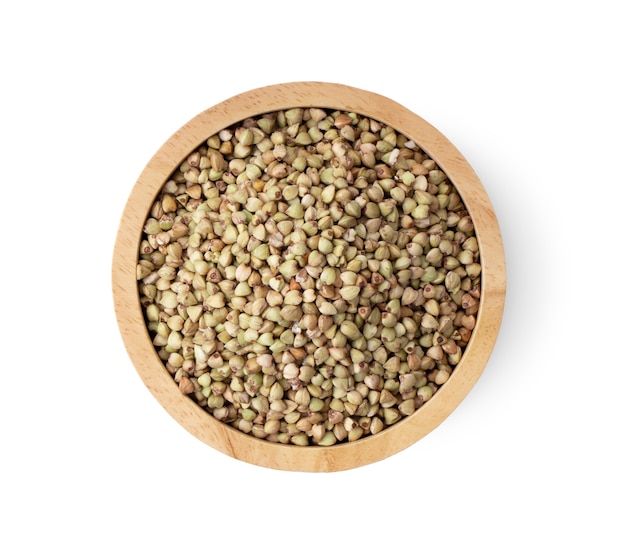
112, 81, 506, 472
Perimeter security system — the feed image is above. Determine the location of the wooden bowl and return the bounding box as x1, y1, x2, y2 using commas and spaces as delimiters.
112, 82, 506, 472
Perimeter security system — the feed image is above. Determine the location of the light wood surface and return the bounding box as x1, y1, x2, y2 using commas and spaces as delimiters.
112, 82, 506, 472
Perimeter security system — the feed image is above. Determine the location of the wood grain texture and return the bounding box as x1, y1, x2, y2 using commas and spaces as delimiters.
112, 82, 506, 472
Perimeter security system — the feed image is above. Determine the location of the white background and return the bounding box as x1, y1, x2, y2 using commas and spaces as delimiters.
2, 1, 624, 535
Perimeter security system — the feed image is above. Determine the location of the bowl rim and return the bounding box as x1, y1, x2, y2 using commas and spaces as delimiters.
112, 81, 506, 472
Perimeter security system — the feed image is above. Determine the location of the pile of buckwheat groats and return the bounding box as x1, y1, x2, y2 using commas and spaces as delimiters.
136, 107, 481, 446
